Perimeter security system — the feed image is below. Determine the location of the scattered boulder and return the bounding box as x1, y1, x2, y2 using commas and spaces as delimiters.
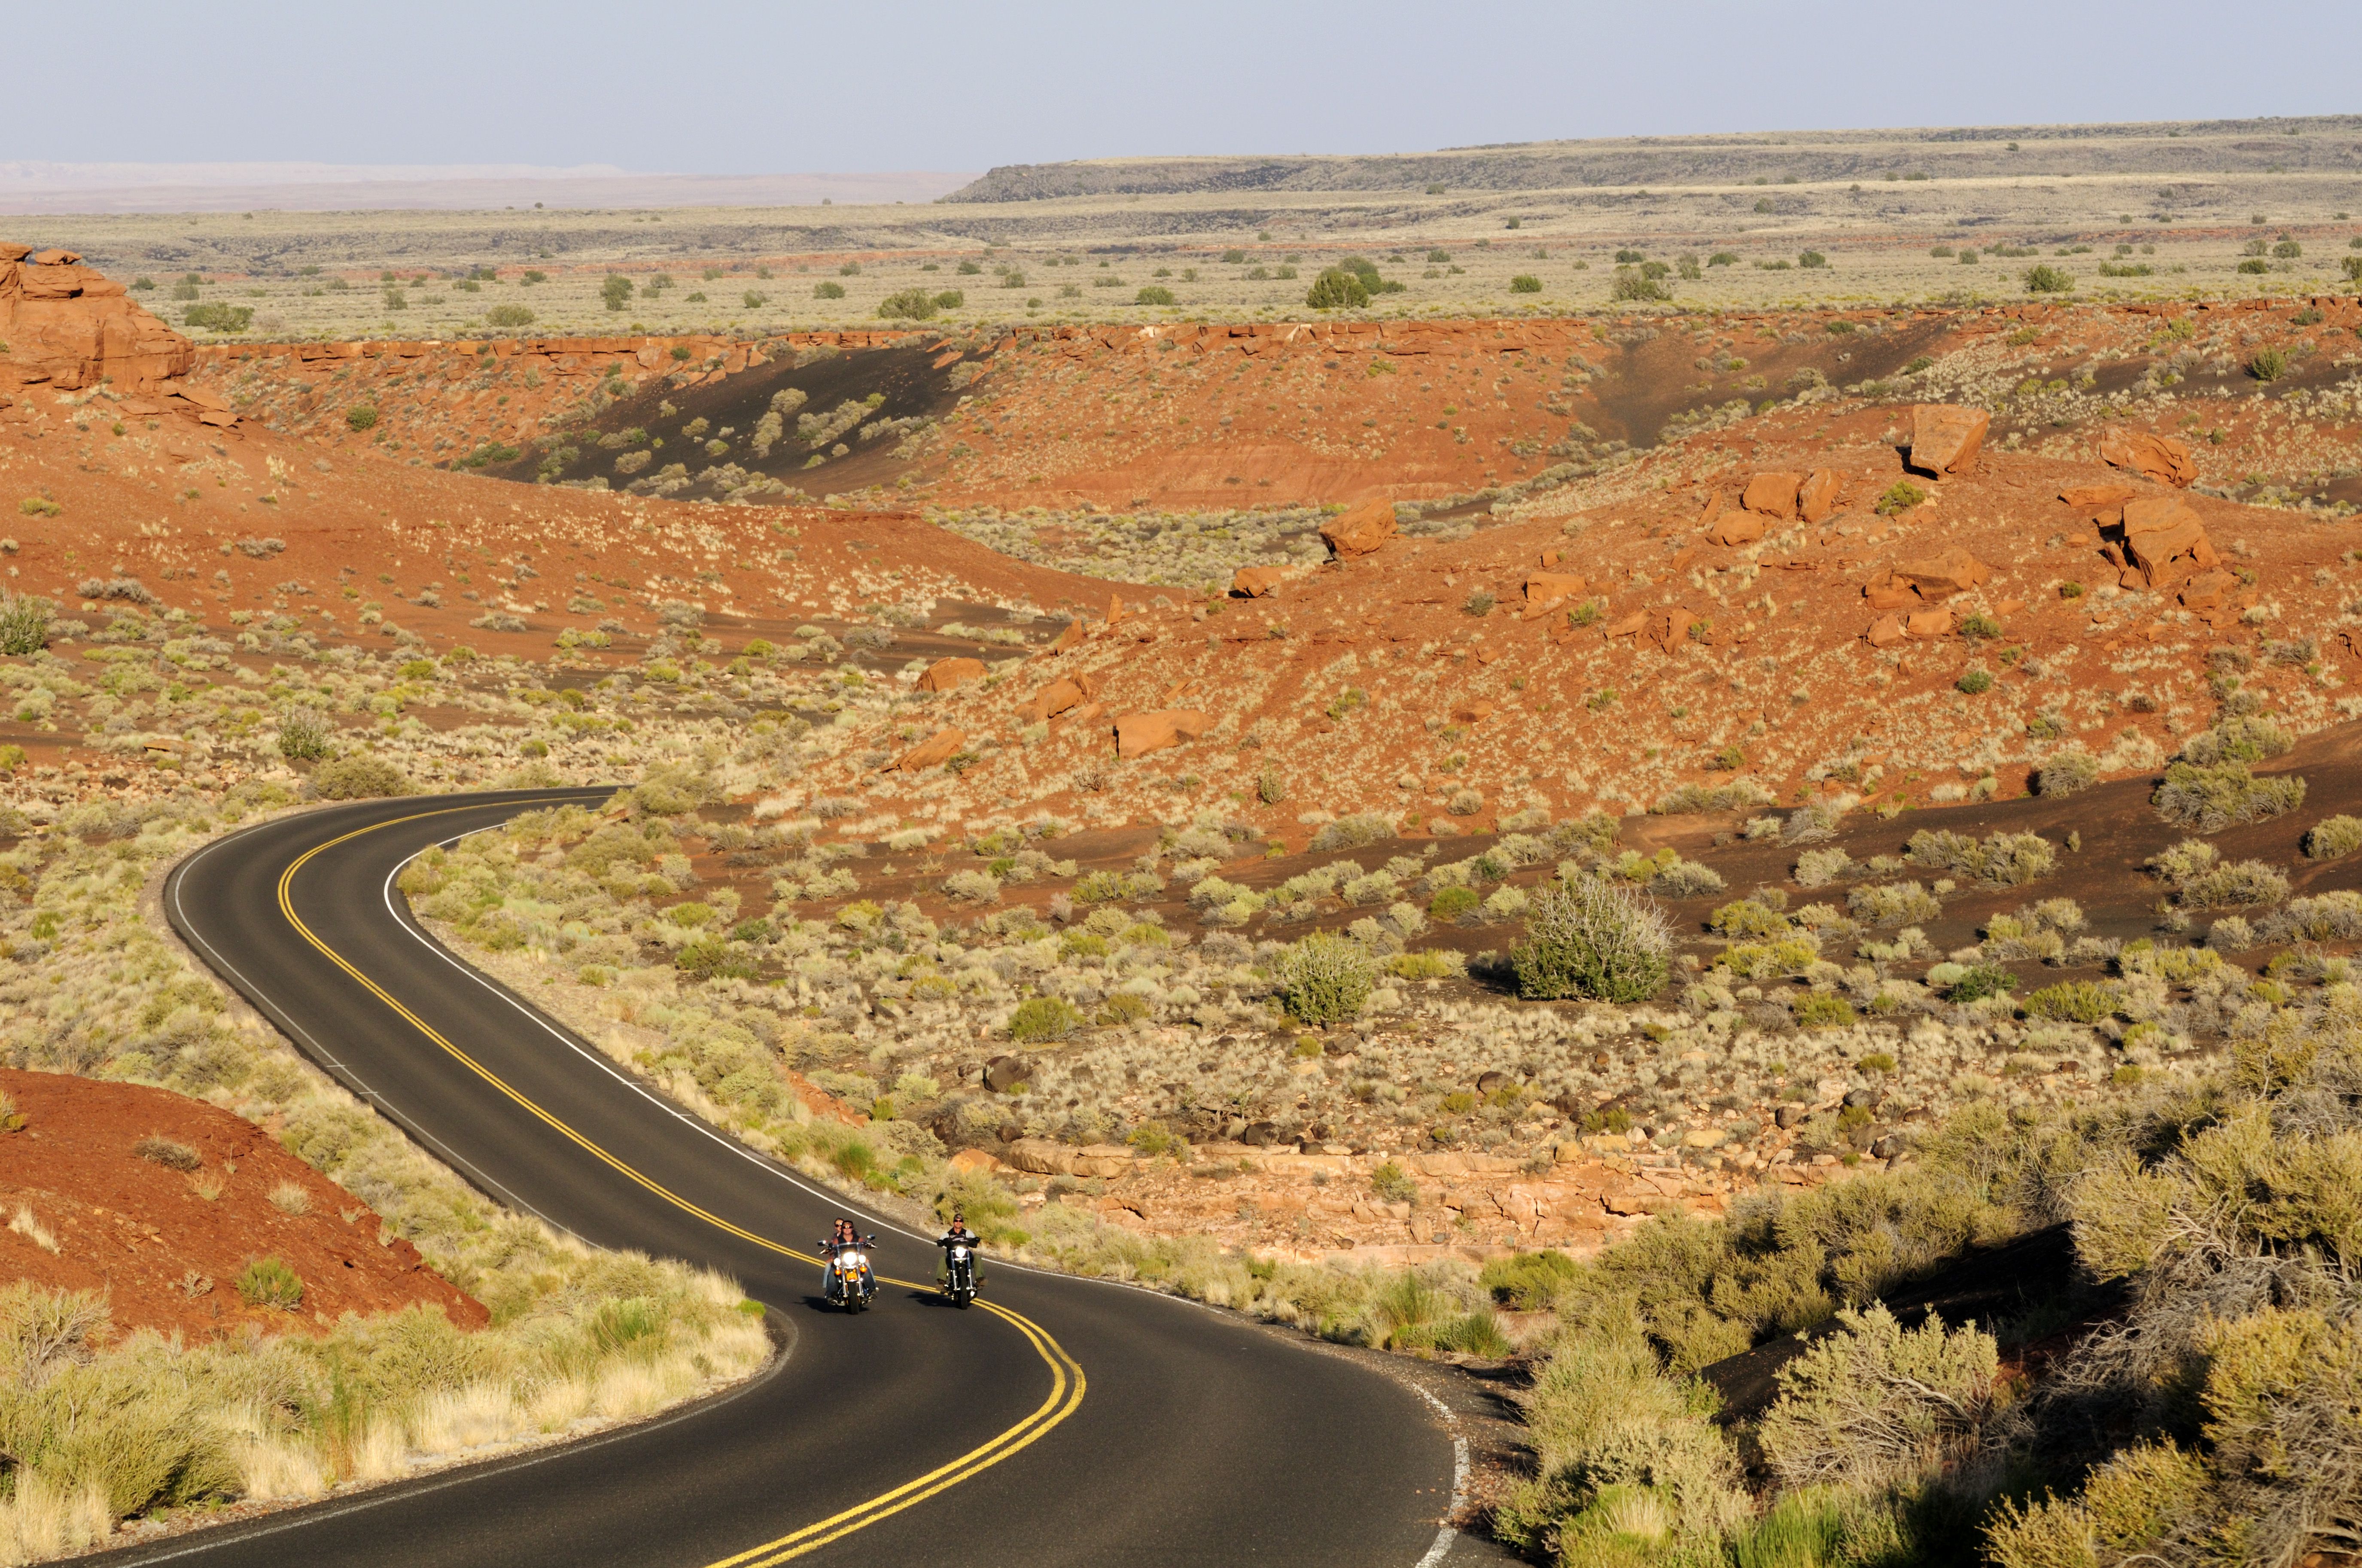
1047, 620, 1084, 653
1114, 709, 1211, 758
2100, 428, 2198, 488
1865, 546, 1992, 608
916, 656, 986, 693
1695, 490, 1727, 530
1905, 404, 1988, 477
1644, 606, 1701, 652
1232, 564, 1299, 597
1798, 469, 1842, 523
983, 1054, 1029, 1093
1905, 610, 1952, 640
1026, 677, 1086, 723
886, 727, 967, 771
1865, 614, 1907, 648
1603, 610, 1647, 640
2060, 483, 2140, 526
2179, 570, 2238, 611
1742, 472, 1805, 519
1522, 571, 1587, 614
1319, 498, 1397, 559
1474, 1070, 1511, 1096
2116, 496, 2219, 590
0, 241, 193, 392
1238, 1121, 1284, 1147
1705, 510, 1766, 547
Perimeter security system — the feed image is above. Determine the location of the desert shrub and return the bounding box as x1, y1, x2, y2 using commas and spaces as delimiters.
600, 274, 633, 310
344, 404, 379, 432
1309, 813, 1393, 851
2152, 762, 2306, 830
2148, 839, 2288, 908
1875, 480, 1925, 516
1649, 860, 1725, 898
236, 1256, 303, 1310
813, 281, 846, 300
0, 591, 53, 655
941, 869, 1001, 904
1793, 848, 1854, 888
1716, 934, 1822, 979
1948, 965, 2017, 1003
1792, 992, 1858, 1030
2303, 814, 2362, 859
1509, 274, 1543, 293
1280, 932, 1376, 1024
2024, 264, 2074, 293
1006, 996, 1083, 1043
2258, 890, 2362, 942
1304, 269, 1369, 310
2020, 981, 2116, 1023
311, 752, 409, 800
276, 708, 333, 761
1510, 878, 1673, 1002
133, 1136, 201, 1171
1757, 1304, 1997, 1488
1480, 1249, 1580, 1310
1984, 1442, 2207, 1568
877, 288, 936, 321
1848, 881, 1941, 927
2180, 714, 2294, 767
484, 303, 534, 329
1429, 886, 1482, 921
2247, 345, 2289, 381
1906, 828, 2055, 885
1134, 285, 1175, 306
1609, 268, 1673, 303
1710, 899, 1793, 939
2034, 749, 2098, 797
1785, 800, 1845, 844
1494, 1312, 1744, 1558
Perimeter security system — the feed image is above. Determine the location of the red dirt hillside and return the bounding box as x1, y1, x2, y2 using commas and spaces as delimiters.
0, 1069, 486, 1339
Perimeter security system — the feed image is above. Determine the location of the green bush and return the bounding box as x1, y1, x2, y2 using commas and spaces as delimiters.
1947, 965, 2017, 1003
2024, 264, 2074, 293
1480, 1249, 1579, 1310
877, 288, 936, 320
1874, 480, 1925, 515
1280, 932, 1376, 1024
236, 1255, 303, 1309
931, 289, 964, 310
813, 281, 846, 300
1305, 268, 1370, 310
600, 274, 633, 310
345, 404, 380, 432
1429, 886, 1482, 921
2248, 345, 2290, 381
1609, 267, 1672, 303
1510, 878, 1672, 1002
1509, 274, 1543, 294
312, 751, 411, 800
182, 302, 253, 333
2020, 980, 2116, 1023
1957, 669, 1993, 695
1792, 993, 1857, 1030
1006, 996, 1083, 1043
1135, 285, 1175, 306
1906, 828, 2055, 886
485, 303, 535, 329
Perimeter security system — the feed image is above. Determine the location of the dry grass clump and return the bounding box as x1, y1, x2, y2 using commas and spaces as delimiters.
0, 1267, 765, 1553
1904, 828, 2056, 886
2032, 748, 2099, 798
2151, 761, 2306, 831
2145, 838, 2289, 909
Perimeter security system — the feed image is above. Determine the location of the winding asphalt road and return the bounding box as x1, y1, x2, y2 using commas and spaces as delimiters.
114, 791, 1464, 1568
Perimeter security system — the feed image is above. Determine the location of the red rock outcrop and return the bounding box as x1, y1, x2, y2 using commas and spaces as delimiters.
1907, 404, 1988, 477
2112, 496, 2218, 590
1798, 469, 1842, 523
2100, 428, 2198, 488
1114, 709, 1210, 758
917, 656, 986, 692
1232, 564, 1300, 597
1320, 498, 1396, 559
1864, 546, 1992, 608
0, 242, 193, 392
1522, 571, 1586, 615
1742, 472, 1805, 518
886, 727, 967, 771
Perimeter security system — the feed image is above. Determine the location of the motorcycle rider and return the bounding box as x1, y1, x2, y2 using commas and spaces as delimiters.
937, 1212, 982, 1296
820, 1217, 871, 1304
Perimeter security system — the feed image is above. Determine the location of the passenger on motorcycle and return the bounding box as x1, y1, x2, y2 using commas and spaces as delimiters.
819, 1218, 874, 1304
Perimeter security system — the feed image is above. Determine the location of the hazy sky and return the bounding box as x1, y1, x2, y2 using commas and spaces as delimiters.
24, 0, 2351, 173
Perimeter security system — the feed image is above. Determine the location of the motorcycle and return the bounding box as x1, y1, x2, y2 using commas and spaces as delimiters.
821, 1239, 876, 1313
943, 1239, 977, 1308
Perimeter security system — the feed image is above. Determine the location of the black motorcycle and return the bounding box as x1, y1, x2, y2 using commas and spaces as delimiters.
820, 1237, 877, 1312
940, 1234, 979, 1308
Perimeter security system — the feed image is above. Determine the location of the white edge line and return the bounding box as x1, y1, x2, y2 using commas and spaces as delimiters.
1411, 1386, 1469, 1568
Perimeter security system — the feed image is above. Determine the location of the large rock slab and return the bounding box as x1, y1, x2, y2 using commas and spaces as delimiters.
1906, 404, 1988, 476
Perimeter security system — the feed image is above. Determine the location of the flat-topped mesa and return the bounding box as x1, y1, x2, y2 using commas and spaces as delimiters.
0, 242, 193, 392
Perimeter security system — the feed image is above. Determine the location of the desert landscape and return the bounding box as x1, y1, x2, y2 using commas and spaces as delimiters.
3, 103, 2362, 1568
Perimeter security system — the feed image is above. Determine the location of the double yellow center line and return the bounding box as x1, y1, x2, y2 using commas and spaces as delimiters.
275, 806, 1086, 1565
